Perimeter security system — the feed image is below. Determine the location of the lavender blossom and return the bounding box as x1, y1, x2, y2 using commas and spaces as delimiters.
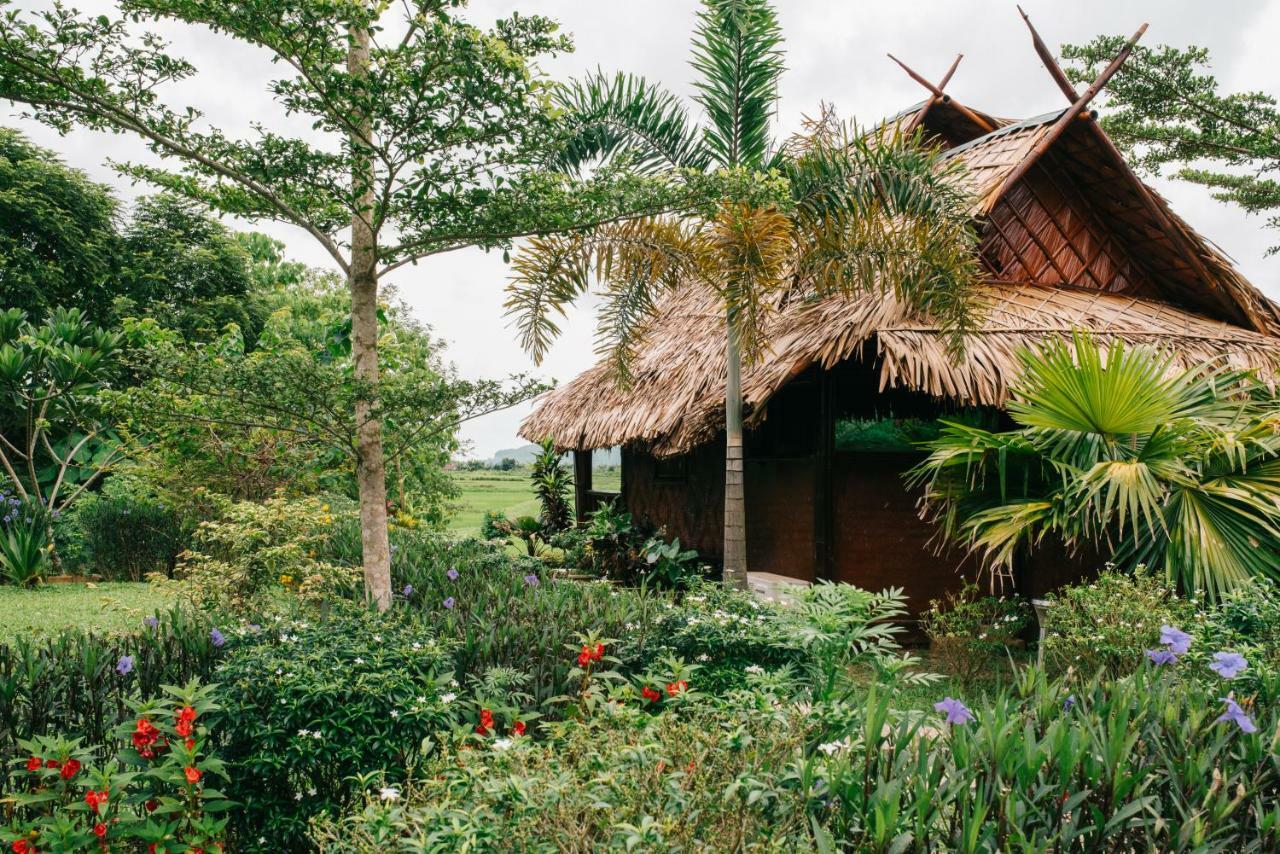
1146, 649, 1178, 666
523, 574, 540, 587
446, 567, 460, 581
1209, 651, 1248, 679
210, 628, 226, 648
1216, 698, 1258, 734
933, 697, 975, 725
116, 656, 134, 676
143, 615, 159, 629
443, 596, 456, 610
1160, 625, 1192, 655
402, 584, 414, 597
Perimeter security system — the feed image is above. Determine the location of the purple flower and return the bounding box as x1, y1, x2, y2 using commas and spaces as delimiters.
1062, 694, 1076, 712
1146, 649, 1178, 666
523, 574, 539, 587
210, 628, 226, 648
443, 596, 456, 610
1216, 698, 1257, 734
115, 655, 134, 676
1160, 625, 1192, 655
143, 615, 159, 629
446, 567, 460, 581
401, 584, 414, 597
933, 697, 974, 725
1209, 651, 1248, 679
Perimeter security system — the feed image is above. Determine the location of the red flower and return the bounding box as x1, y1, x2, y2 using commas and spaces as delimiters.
145, 799, 159, 813
641, 685, 662, 703
592, 643, 604, 662
175, 719, 192, 738
25, 756, 40, 772
576, 646, 592, 667
185, 737, 196, 751
92, 824, 106, 839
59, 759, 80, 779
665, 681, 687, 697
183, 766, 202, 784
44, 759, 58, 769
479, 709, 494, 728
474, 724, 488, 736
177, 706, 198, 724
133, 718, 160, 752
12, 840, 34, 854
512, 720, 526, 737
148, 846, 156, 854
85, 789, 106, 811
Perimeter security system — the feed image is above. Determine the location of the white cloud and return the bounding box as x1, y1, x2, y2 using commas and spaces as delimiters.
7, 1, 1278, 457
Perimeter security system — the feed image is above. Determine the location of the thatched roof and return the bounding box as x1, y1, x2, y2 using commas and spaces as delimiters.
521, 102, 1280, 457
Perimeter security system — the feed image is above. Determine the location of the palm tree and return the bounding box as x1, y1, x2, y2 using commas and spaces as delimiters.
506, 0, 980, 588
910, 333, 1280, 601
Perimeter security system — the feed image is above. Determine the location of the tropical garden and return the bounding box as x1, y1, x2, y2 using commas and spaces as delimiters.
0, 0, 1278, 851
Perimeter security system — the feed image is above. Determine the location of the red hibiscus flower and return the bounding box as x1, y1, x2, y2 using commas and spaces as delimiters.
665, 681, 687, 697
84, 790, 102, 811
512, 720, 526, 737
175, 719, 192, 738
592, 643, 604, 662
25, 757, 40, 772
59, 759, 80, 779
576, 646, 592, 667
641, 685, 662, 703
92, 824, 106, 839
177, 706, 198, 724
183, 766, 202, 784
12, 839, 35, 854
479, 709, 494, 728
44, 759, 58, 769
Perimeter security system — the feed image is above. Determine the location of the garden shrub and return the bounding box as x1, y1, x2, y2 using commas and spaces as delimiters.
386, 535, 671, 705
314, 664, 1280, 853
0, 489, 50, 586
1041, 567, 1194, 676
0, 607, 225, 772
173, 491, 358, 613
72, 488, 185, 581
920, 580, 1032, 684
3, 680, 232, 853
211, 608, 456, 851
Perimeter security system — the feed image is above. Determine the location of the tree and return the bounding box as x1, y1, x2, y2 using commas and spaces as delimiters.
1061, 37, 1280, 253
0, 128, 119, 319
531, 438, 572, 534
910, 333, 1280, 601
115, 274, 544, 523
0, 307, 124, 568
0, 0, 681, 607
506, 0, 980, 587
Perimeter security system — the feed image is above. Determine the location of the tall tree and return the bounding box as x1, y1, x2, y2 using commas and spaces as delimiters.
1061, 37, 1280, 254
0, 0, 678, 607
506, 0, 980, 588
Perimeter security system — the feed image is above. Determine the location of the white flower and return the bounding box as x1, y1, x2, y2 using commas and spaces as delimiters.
307, 787, 317, 796
297, 729, 311, 738
412, 642, 422, 651
354, 657, 365, 665
449, 679, 459, 688
390, 710, 399, 719
696, 653, 710, 662
379, 787, 400, 802
745, 664, 764, 675
312, 731, 323, 740
294, 792, 303, 801
817, 741, 844, 755
440, 692, 457, 704
492, 738, 513, 751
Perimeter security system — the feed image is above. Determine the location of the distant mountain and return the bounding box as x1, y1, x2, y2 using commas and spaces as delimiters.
486, 444, 620, 467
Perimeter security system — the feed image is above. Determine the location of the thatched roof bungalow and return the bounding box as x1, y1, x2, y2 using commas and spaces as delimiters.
520, 60, 1280, 610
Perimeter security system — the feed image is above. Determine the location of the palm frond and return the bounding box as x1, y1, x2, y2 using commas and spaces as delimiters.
552, 70, 710, 176
705, 201, 793, 362
689, 0, 784, 169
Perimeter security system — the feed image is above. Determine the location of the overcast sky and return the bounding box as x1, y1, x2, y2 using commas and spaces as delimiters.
8, 1, 1280, 458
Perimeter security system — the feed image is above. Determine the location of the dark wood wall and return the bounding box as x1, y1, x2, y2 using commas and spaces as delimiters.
614, 354, 1101, 614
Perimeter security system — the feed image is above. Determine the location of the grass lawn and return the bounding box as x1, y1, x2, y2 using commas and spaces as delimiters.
447, 467, 622, 535
0, 582, 175, 642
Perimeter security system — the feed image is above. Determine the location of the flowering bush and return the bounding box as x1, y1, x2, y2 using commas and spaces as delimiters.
3, 680, 231, 853
170, 491, 357, 613
210, 608, 455, 851
1041, 568, 1194, 676
0, 608, 225, 772
920, 580, 1032, 684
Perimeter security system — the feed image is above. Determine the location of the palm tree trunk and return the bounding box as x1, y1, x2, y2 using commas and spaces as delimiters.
723, 319, 748, 589
349, 16, 392, 611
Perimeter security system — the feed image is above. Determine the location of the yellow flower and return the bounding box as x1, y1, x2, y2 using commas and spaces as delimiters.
280, 574, 294, 585
321, 504, 330, 513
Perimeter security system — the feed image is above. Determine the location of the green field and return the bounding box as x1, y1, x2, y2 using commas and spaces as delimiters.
446, 467, 621, 535
0, 582, 176, 642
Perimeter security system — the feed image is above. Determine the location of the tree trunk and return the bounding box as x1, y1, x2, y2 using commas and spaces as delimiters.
723, 320, 748, 589
349, 17, 392, 611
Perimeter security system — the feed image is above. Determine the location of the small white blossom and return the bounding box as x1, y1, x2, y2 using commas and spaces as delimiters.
390, 710, 399, 719
354, 657, 365, 665
745, 664, 764, 675
379, 787, 400, 802
492, 738, 513, 751
440, 692, 457, 704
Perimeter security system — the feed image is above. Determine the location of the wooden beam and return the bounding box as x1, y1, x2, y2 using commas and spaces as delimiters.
573, 450, 593, 525
886, 53, 998, 134
1018, 6, 1079, 102
993, 22, 1147, 203
938, 53, 964, 89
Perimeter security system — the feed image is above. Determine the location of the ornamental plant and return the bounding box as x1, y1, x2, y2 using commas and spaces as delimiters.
920, 580, 1032, 685
2, 680, 231, 854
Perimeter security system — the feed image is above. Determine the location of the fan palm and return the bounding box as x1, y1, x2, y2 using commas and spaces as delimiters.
910, 332, 1280, 601
506, 0, 981, 587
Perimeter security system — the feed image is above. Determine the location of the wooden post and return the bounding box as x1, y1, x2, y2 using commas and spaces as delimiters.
813, 369, 835, 582
573, 450, 593, 525
887, 53, 996, 134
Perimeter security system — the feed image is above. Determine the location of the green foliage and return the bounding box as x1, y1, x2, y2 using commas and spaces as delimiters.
1062, 37, 1280, 254
920, 581, 1032, 684
0, 492, 49, 586
211, 609, 454, 850
4, 680, 232, 853
173, 492, 356, 614
0, 607, 225, 772
530, 439, 572, 534
1041, 569, 1194, 677
639, 534, 702, 590
0, 307, 124, 530
316, 666, 1280, 852
912, 333, 1280, 599
70, 482, 184, 581
479, 509, 509, 541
